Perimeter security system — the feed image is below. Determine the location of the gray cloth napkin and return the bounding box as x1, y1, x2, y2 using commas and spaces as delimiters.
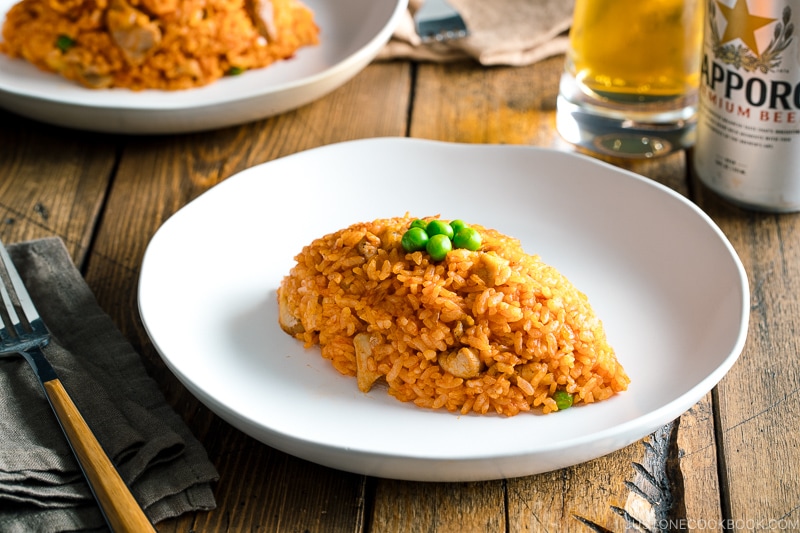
377, 0, 574, 66
0, 238, 218, 532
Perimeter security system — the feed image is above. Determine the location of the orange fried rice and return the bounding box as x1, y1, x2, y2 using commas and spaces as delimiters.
0, 0, 318, 89
278, 216, 630, 416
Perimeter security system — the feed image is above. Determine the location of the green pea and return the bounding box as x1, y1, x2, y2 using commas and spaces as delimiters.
227, 66, 245, 76
410, 219, 428, 231
55, 35, 75, 52
450, 219, 467, 235
426, 234, 452, 261
401, 227, 429, 252
453, 227, 482, 251
426, 219, 454, 239
553, 390, 573, 411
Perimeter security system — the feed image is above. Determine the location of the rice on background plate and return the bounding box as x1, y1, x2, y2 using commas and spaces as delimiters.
278, 215, 630, 417
0, 0, 318, 89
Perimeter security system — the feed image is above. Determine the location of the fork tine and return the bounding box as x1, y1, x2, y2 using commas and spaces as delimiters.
0, 240, 41, 325
418, 19, 468, 43
0, 248, 25, 342
0, 284, 17, 343
414, 0, 469, 43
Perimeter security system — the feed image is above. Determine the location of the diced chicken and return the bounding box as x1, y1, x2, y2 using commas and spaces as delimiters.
46, 51, 114, 88
354, 333, 382, 392
380, 228, 403, 250
246, 0, 278, 41
472, 253, 510, 287
167, 59, 203, 81
517, 363, 535, 383
139, 0, 178, 16
277, 288, 305, 336
356, 237, 378, 259
438, 347, 482, 379
106, 0, 162, 65
75, 68, 114, 89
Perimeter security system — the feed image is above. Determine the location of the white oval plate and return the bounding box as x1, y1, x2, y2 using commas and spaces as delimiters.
139, 138, 749, 481
0, 0, 406, 134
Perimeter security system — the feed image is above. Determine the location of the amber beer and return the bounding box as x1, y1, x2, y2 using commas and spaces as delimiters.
693, 0, 800, 212
556, 0, 704, 157
568, 0, 704, 99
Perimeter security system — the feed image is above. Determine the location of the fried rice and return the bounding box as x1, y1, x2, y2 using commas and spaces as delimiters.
0, 0, 318, 89
278, 216, 630, 416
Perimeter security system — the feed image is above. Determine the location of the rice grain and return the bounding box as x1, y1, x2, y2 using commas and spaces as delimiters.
278, 216, 630, 416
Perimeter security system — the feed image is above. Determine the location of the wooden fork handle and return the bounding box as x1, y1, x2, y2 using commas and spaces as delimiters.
43, 378, 157, 533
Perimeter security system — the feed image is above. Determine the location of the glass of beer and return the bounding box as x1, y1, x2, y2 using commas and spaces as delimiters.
556, 0, 704, 158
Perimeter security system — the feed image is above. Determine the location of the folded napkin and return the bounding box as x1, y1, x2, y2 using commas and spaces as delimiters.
0, 238, 218, 532
378, 0, 574, 66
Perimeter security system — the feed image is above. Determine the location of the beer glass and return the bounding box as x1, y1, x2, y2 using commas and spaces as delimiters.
556, 0, 704, 158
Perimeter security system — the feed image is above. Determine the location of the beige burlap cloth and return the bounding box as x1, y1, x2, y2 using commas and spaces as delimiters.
378, 0, 574, 66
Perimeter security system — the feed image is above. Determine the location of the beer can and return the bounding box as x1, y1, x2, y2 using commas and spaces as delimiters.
693, 0, 800, 212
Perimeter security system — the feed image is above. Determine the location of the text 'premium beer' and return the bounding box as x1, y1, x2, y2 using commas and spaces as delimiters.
693, 0, 800, 211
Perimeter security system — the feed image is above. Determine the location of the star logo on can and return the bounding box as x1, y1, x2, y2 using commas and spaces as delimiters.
715, 0, 777, 54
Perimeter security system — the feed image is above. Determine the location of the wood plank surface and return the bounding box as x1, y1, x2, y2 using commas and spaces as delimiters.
7, 48, 796, 533
694, 179, 800, 531
0, 109, 116, 264
371, 480, 506, 532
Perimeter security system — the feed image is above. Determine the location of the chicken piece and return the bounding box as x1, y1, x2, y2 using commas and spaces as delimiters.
139, 0, 178, 16
472, 252, 511, 287
277, 288, 305, 336
438, 347, 482, 379
356, 236, 378, 259
46, 50, 114, 88
379, 228, 403, 250
354, 333, 382, 392
106, 0, 162, 65
246, 0, 278, 41
74, 67, 114, 89
517, 363, 534, 382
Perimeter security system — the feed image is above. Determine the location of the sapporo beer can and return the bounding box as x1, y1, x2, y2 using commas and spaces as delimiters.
693, 0, 800, 212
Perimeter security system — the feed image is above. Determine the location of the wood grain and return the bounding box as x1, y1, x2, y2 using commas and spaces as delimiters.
0, 109, 115, 264
371, 480, 506, 532
409, 57, 563, 147
694, 178, 800, 530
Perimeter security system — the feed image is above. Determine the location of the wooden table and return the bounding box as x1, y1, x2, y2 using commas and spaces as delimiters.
2, 55, 798, 532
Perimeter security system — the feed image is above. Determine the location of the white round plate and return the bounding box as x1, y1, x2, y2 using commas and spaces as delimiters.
139, 138, 749, 481
0, 0, 406, 134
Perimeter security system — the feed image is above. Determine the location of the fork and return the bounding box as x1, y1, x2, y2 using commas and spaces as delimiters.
0, 241, 156, 533
414, 0, 469, 43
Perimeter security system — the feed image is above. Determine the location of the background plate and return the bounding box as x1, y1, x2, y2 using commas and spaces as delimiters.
138, 138, 749, 481
0, 0, 406, 134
